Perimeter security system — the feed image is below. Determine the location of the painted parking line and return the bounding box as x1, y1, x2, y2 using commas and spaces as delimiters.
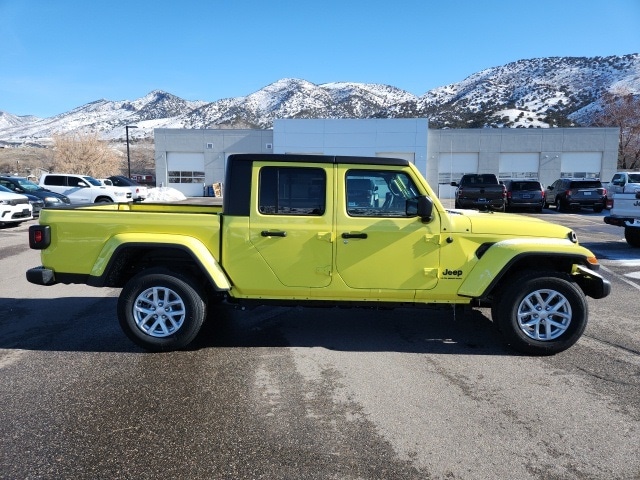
599, 264, 640, 292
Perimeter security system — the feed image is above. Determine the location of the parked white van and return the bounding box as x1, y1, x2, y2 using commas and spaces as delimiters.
39, 174, 132, 204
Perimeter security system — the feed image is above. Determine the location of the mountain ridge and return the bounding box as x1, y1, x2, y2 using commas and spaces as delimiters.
1, 53, 638, 146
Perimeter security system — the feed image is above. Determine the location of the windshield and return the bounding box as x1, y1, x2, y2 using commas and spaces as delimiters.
82, 176, 102, 187
569, 181, 602, 189
511, 181, 541, 191
14, 178, 41, 191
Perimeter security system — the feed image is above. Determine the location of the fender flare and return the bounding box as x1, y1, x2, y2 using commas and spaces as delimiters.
89, 233, 231, 290
457, 238, 595, 298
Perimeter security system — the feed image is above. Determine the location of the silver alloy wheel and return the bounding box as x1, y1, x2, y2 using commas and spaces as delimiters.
133, 286, 186, 337
517, 288, 572, 341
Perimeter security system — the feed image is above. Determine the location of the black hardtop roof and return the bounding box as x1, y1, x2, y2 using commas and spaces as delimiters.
224, 153, 411, 217
227, 153, 410, 167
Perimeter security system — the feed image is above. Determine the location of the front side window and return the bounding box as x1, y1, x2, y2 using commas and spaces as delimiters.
345, 170, 420, 217
259, 167, 326, 216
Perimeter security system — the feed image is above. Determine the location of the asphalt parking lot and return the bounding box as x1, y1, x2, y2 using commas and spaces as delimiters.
1, 205, 638, 480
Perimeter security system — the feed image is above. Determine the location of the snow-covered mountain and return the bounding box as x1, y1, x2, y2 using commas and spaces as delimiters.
1, 54, 638, 146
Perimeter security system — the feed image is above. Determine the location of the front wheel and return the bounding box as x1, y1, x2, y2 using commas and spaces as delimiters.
625, 227, 640, 248
492, 271, 587, 355
117, 268, 207, 352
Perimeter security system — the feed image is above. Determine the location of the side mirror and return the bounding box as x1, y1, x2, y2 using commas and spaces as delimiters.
407, 196, 434, 222
450, 181, 458, 187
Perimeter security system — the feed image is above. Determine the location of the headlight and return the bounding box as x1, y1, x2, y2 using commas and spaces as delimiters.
44, 196, 61, 204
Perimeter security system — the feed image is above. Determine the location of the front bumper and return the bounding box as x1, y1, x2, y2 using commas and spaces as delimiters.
573, 265, 611, 299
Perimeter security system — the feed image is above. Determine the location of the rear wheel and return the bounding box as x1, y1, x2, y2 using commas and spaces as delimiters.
625, 227, 640, 248
492, 271, 587, 355
117, 268, 207, 352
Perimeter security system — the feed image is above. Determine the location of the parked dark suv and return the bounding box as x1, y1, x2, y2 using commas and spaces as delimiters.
503, 179, 545, 212
545, 178, 606, 212
0, 176, 71, 208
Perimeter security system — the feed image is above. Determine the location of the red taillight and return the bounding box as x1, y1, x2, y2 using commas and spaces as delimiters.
29, 225, 51, 249
541, 190, 545, 198
565, 189, 572, 198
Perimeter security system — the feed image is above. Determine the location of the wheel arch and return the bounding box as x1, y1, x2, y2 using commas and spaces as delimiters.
86, 234, 231, 292
458, 248, 592, 301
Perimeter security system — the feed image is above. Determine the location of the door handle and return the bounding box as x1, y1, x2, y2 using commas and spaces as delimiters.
261, 230, 287, 237
341, 232, 368, 239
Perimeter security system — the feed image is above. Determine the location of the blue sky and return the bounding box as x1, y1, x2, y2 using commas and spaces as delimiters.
1, 0, 638, 118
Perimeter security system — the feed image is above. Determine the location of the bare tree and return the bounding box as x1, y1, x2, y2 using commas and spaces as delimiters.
120, 137, 156, 175
50, 132, 123, 177
592, 88, 640, 170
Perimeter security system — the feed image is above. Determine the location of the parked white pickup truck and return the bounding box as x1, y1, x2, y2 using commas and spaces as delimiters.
604, 190, 640, 247
608, 172, 640, 194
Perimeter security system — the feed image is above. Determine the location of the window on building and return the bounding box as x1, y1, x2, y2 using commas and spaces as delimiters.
498, 172, 539, 180
560, 172, 600, 179
168, 171, 205, 184
259, 167, 326, 215
346, 170, 420, 217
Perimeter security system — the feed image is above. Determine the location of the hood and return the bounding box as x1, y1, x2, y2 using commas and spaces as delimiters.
447, 210, 574, 240
0, 190, 29, 202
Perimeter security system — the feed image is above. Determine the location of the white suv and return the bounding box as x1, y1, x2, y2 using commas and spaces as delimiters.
0, 189, 33, 225
39, 174, 132, 204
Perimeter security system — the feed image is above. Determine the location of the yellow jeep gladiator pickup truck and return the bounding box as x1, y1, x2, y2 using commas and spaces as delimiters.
27, 154, 610, 354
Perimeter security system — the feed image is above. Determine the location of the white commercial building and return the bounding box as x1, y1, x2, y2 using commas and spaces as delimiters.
154, 119, 619, 198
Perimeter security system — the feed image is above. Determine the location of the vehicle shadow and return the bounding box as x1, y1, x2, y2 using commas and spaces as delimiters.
0, 296, 513, 356
191, 302, 512, 356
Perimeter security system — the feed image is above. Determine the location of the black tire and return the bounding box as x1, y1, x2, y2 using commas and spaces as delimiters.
555, 197, 566, 212
492, 271, 588, 355
117, 268, 207, 352
95, 197, 114, 203
593, 205, 603, 213
624, 227, 640, 248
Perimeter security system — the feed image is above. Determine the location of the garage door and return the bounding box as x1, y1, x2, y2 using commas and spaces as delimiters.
437, 153, 479, 199
499, 153, 540, 180
561, 152, 602, 178
167, 152, 205, 197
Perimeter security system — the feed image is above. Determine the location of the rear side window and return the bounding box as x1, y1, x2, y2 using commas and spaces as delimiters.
43, 175, 66, 186
259, 167, 326, 216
